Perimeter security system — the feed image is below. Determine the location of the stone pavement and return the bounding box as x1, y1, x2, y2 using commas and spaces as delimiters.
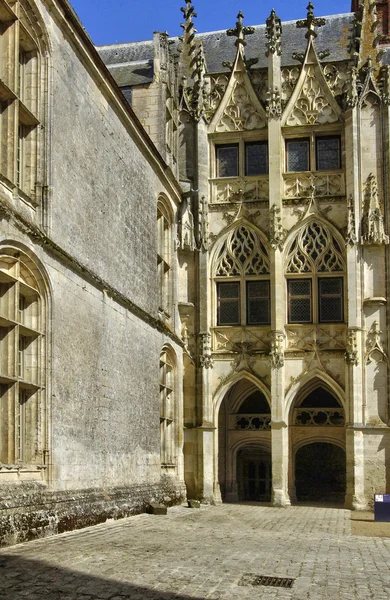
0, 503, 389, 600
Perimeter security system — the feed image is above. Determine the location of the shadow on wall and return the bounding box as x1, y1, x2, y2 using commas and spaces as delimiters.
0, 554, 208, 600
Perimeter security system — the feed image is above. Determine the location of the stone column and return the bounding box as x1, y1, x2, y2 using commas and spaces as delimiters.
266, 10, 290, 507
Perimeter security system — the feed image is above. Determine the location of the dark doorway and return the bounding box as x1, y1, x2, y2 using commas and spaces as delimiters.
295, 442, 346, 502
237, 448, 271, 501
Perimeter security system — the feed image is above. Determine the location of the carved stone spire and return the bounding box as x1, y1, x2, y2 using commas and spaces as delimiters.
296, 3, 326, 39
227, 11, 255, 48
180, 0, 198, 75
266, 8, 282, 56
361, 173, 389, 245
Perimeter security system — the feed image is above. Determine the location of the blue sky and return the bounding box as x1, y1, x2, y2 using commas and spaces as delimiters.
68, 0, 352, 46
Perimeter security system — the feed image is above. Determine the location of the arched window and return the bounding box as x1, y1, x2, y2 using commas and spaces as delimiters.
0, 248, 47, 467
159, 348, 176, 468
0, 2, 47, 206
157, 199, 172, 317
214, 224, 270, 326
286, 221, 345, 323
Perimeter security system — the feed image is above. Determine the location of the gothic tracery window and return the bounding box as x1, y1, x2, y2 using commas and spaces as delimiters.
215, 225, 270, 326
0, 248, 47, 468
286, 221, 344, 323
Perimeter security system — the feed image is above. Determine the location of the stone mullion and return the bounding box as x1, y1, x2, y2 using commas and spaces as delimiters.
344, 107, 365, 509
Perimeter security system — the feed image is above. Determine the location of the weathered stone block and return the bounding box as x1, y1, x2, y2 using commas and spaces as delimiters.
146, 503, 167, 515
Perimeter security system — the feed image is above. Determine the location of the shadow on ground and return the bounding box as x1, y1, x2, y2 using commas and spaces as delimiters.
0, 554, 207, 600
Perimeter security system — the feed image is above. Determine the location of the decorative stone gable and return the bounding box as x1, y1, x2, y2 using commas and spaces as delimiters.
209, 12, 267, 133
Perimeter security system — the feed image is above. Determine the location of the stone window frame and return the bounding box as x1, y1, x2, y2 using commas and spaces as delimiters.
213, 135, 269, 179
157, 197, 174, 320
285, 133, 342, 173
0, 1, 47, 208
159, 346, 177, 470
0, 247, 48, 473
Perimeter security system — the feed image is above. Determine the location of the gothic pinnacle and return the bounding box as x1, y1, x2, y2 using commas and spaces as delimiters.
226, 10, 255, 47
266, 8, 282, 56
296, 2, 326, 39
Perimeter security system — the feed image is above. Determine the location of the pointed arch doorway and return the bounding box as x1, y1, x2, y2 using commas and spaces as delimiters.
218, 379, 271, 502
290, 383, 346, 504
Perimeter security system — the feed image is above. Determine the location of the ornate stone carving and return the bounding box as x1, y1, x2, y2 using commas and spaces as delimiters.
198, 195, 209, 250
265, 9, 282, 56
250, 69, 268, 103
286, 221, 344, 274
380, 65, 390, 105
361, 173, 389, 245
345, 328, 359, 365
216, 72, 266, 132
283, 173, 344, 198
269, 330, 285, 369
266, 87, 282, 119
323, 63, 349, 97
212, 176, 269, 203
296, 3, 326, 39
269, 205, 284, 250
215, 225, 270, 277
213, 327, 271, 353
281, 67, 300, 104
178, 196, 196, 251
346, 194, 357, 246
286, 65, 339, 126
204, 74, 229, 122
286, 325, 346, 352
235, 414, 271, 430
199, 333, 213, 368
366, 321, 387, 364
345, 67, 359, 109
294, 408, 344, 426
226, 11, 255, 45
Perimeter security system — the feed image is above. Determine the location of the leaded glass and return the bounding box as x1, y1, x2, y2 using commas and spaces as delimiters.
216, 145, 239, 177
316, 137, 340, 171
318, 277, 343, 322
245, 142, 268, 176
288, 279, 312, 323
286, 139, 309, 172
246, 281, 270, 325
217, 282, 240, 325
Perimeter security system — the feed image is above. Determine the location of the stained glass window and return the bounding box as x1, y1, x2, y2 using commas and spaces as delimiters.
245, 142, 268, 176
216, 144, 239, 177
286, 139, 309, 172
316, 137, 340, 171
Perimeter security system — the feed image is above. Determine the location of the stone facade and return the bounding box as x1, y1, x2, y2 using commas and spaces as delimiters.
1, 0, 390, 546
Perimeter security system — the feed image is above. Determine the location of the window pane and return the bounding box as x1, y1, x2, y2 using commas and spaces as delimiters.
318, 277, 343, 322
216, 145, 238, 177
245, 142, 268, 175
218, 282, 240, 325
246, 281, 270, 325
316, 137, 340, 171
287, 140, 309, 172
288, 279, 312, 323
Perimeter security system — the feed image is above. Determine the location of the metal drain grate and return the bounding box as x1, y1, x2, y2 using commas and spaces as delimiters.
238, 573, 295, 588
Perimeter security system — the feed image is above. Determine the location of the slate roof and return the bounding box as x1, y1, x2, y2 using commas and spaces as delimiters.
97, 12, 355, 87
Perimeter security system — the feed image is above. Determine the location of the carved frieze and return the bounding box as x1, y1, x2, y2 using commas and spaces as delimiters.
211, 176, 269, 203
213, 327, 271, 353
286, 325, 346, 352
283, 173, 344, 199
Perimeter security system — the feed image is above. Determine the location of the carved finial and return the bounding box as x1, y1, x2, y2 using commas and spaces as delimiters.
180, 0, 197, 50
227, 11, 255, 47
266, 8, 282, 56
296, 2, 326, 39
361, 173, 389, 245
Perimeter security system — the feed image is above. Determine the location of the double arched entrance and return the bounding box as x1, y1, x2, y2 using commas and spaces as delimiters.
217, 378, 346, 504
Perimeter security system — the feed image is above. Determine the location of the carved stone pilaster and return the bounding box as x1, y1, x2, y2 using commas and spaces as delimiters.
269, 331, 285, 369
366, 321, 388, 363
266, 87, 282, 120
265, 9, 282, 56
361, 173, 389, 245
346, 194, 357, 246
345, 328, 359, 365
199, 333, 213, 368
269, 205, 284, 250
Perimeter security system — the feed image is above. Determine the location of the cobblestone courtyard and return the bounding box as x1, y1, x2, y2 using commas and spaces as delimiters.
0, 503, 389, 600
